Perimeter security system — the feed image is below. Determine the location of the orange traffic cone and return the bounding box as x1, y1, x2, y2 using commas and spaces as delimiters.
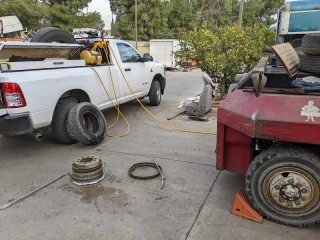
231, 188, 263, 223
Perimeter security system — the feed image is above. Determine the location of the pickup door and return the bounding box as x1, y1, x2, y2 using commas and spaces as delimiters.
116, 42, 149, 99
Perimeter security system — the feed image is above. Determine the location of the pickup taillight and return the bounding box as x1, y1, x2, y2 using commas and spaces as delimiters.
2, 83, 26, 108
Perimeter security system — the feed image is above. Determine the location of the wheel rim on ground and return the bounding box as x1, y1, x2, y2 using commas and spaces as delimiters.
263, 167, 320, 214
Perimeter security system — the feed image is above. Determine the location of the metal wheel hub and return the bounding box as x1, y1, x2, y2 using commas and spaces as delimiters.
280, 184, 301, 201
71, 156, 105, 186
263, 167, 319, 213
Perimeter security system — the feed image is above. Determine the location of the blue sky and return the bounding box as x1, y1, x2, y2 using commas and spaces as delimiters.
88, 0, 112, 29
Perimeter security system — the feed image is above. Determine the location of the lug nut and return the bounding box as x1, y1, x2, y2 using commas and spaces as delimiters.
288, 179, 294, 184
275, 185, 280, 190
301, 189, 308, 194
295, 201, 301, 205
279, 198, 284, 203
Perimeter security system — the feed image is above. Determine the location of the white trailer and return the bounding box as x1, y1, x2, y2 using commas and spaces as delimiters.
150, 39, 180, 68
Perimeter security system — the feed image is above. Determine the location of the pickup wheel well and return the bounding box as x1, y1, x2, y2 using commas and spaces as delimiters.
58, 89, 90, 105
153, 74, 164, 94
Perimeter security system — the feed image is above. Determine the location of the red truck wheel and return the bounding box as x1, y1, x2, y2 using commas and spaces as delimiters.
246, 147, 320, 227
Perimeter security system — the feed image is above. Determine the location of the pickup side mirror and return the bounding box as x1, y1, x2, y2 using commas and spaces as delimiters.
142, 53, 153, 62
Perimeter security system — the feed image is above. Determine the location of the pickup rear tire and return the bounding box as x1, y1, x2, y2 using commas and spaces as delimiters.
52, 99, 78, 144
67, 102, 107, 145
246, 146, 320, 227
149, 80, 161, 106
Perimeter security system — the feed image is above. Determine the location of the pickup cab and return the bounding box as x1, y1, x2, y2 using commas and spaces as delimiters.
0, 38, 166, 144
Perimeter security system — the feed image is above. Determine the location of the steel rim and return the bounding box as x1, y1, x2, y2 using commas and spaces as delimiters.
263, 167, 320, 214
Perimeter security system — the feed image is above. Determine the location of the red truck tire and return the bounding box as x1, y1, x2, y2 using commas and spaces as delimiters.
246, 146, 320, 227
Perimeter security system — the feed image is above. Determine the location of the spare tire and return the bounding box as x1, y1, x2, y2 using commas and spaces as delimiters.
30, 27, 80, 59
302, 34, 320, 55
299, 54, 320, 74
66, 102, 107, 145
30, 27, 77, 43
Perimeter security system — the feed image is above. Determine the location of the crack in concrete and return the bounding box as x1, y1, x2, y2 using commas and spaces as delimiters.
184, 171, 221, 240
102, 149, 216, 167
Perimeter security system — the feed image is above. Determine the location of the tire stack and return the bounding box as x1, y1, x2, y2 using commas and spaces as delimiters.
299, 34, 320, 74
51, 100, 107, 145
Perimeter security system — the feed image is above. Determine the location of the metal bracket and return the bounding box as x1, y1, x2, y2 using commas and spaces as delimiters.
252, 57, 268, 97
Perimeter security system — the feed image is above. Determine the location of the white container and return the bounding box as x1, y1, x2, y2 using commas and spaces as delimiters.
150, 39, 180, 68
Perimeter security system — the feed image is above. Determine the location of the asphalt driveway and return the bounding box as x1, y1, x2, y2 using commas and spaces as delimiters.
0, 70, 319, 240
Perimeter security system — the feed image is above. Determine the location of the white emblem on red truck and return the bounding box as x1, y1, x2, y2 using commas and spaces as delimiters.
301, 101, 320, 122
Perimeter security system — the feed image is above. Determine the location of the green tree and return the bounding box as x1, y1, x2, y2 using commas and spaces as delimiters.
242, 0, 284, 27
0, 0, 104, 32
0, 0, 48, 30
176, 25, 275, 97
44, 0, 104, 31
167, 0, 196, 35
110, 0, 171, 40
191, 0, 284, 28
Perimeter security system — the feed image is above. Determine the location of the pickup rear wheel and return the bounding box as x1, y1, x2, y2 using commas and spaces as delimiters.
67, 102, 107, 145
149, 80, 161, 106
246, 147, 320, 227
52, 99, 78, 144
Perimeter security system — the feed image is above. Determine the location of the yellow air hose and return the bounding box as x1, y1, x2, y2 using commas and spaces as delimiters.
89, 47, 130, 138
106, 45, 217, 135
88, 44, 217, 136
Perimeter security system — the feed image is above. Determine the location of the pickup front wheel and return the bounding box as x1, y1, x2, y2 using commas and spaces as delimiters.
149, 80, 161, 106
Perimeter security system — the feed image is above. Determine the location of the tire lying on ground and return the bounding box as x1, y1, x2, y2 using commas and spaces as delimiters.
301, 34, 320, 55
66, 102, 107, 145
298, 54, 320, 75
246, 146, 320, 227
51, 98, 78, 144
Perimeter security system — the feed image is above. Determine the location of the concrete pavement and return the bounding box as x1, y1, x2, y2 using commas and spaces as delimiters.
0, 70, 319, 240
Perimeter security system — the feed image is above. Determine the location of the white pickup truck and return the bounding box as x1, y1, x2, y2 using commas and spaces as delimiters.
0, 29, 166, 145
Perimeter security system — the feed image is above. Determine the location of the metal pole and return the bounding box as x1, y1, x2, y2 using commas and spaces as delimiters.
239, 0, 244, 28
0, 173, 68, 210
135, 0, 138, 48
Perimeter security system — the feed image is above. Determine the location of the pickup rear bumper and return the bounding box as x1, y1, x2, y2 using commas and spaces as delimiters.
0, 114, 33, 136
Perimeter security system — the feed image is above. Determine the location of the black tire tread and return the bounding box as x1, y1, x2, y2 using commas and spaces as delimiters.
149, 80, 161, 106
67, 102, 107, 145
246, 146, 320, 227
51, 99, 78, 144
30, 27, 77, 43
299, 54, 320, 74
302, 34, 320, 55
